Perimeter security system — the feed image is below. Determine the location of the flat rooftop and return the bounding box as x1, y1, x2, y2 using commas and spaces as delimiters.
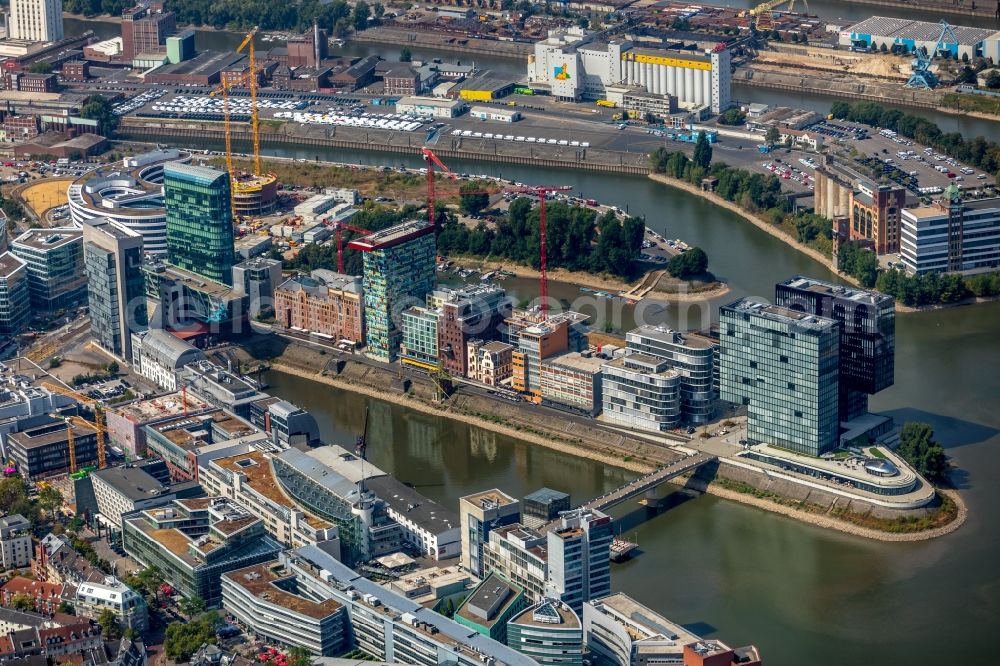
628, 324, 714, 349
12, 229, 81, 252
844, 16, 998, 46
460, 489, 519, 508
593, 593, 700, 645
150, 50, 246, 77
347, 219, 433, 251
778, 276, 893, 307
91, 466, 169, 502
8, 421, 95, 450
111, 392, 207, 422
723, 297, 839, 331
510, 599, 580, 629
544, 351, 604, 374
224, 562, 343, 620
211, 450, 333, 530
0, 252, 26, 278
365, 475, 458, 533
456, 572, 522, 628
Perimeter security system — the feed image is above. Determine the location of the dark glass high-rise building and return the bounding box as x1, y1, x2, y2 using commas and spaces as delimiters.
720, 297, 841, 456
775, 276, 894, 421
163, 162, 235, 286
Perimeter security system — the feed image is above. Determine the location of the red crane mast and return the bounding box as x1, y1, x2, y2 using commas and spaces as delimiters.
420, 147, 573, 320
506, 185, 573, 319
322, 217, 373, 273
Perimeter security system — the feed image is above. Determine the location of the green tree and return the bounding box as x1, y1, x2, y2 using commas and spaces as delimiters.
28, 61, 53, 74
352, 1, 370, 30
666, 247, 708, 279
67, 516, 85, 534
459, 182, 489, 216
10, 594, 36, 613
180, 594, 205, 617
719, 108, 746, 126
986, 70, 1000, 89
98, 609, 122, 639
164, 612, 222, 661
79, 95, 118, 137
0, 477, 26, 514
692, 131, 712, 169
399, 47, 412, 62
37, 485, 63, 520
896, 422, 948, 483
288, 646, 313, 666
57, 601, 75, 615
765, 125, 781, 147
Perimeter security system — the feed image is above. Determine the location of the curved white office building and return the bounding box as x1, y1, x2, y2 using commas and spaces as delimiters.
68, 149, 191, 256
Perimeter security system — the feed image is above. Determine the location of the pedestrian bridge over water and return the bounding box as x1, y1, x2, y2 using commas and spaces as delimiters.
581, 451, 717, 513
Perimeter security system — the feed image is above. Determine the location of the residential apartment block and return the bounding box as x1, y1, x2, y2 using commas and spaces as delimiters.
459, 489, 520, 578
0, 515, 32, 569
467, 340, 515, 386
625, 325, 716, 423
601, 354, 681, 433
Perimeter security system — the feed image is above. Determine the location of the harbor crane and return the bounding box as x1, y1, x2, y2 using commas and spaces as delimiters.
743, 0, 808, 32
906, 20, 959, 90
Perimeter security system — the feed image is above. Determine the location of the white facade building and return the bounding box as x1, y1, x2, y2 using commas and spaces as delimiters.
601, 353, 682, 432
527, 27, 731, 113
8, 0, 63, 42
0, 515, 32, 569
130, 328, 205, 390
75, 578, 148, 631
900, 191, 1000, 275
395, 96, 467, 118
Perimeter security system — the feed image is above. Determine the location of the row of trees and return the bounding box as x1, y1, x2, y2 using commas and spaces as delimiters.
829, 100, 1000, 184
436, 198, 646, 279
64, 0, 382, 34
839, 241, 1000, 306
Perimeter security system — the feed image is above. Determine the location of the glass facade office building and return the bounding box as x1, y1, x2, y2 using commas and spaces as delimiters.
83, 219, 147, 360
775, 276, 894, 421
720, 298, 841, 456
349, 221, 436, 362
163, 162, 235, 285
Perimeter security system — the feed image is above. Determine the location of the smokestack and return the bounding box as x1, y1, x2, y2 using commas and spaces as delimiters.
314, 20, 320, 67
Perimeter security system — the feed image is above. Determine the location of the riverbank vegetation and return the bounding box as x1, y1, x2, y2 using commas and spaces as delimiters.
64, 0, 371, 34
650, 146, 833, 256
714, 477, 959, 535
829, 100, 1000, 183
839, 241, 1000, 306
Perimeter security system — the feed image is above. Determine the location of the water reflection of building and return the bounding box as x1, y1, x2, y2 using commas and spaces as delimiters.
469, 427, 499, 464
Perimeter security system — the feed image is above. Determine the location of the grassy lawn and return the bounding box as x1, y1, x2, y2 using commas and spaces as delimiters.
868, 447, 888, 459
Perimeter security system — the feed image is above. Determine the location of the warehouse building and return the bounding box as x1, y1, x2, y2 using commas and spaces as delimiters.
394, 96, 467, 118
527, 27, 731, 114
839, 16, 1000, 61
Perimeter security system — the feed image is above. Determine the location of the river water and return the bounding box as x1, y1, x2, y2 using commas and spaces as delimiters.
250, 147, 1000, 666
69, 12, 1000, 665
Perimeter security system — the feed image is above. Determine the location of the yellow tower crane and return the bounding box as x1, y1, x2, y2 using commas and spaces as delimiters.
236, 27, 263, 177
41, 382, 108, 472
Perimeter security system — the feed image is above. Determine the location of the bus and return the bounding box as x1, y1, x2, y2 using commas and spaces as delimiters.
596, 99, 617, 108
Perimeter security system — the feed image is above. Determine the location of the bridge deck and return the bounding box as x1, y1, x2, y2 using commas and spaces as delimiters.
583, 452, 716, 513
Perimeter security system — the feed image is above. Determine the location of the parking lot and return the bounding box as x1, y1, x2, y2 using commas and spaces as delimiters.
839, 125, 994, 198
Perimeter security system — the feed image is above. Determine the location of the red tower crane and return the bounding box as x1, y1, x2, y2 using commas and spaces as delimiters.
505, 185, 573, 320
322, 218, 373, 273
421, 146, 458, 226
419, 147, 573, 320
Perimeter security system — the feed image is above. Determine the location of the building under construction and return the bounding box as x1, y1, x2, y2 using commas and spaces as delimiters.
232, 173, 278, 217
